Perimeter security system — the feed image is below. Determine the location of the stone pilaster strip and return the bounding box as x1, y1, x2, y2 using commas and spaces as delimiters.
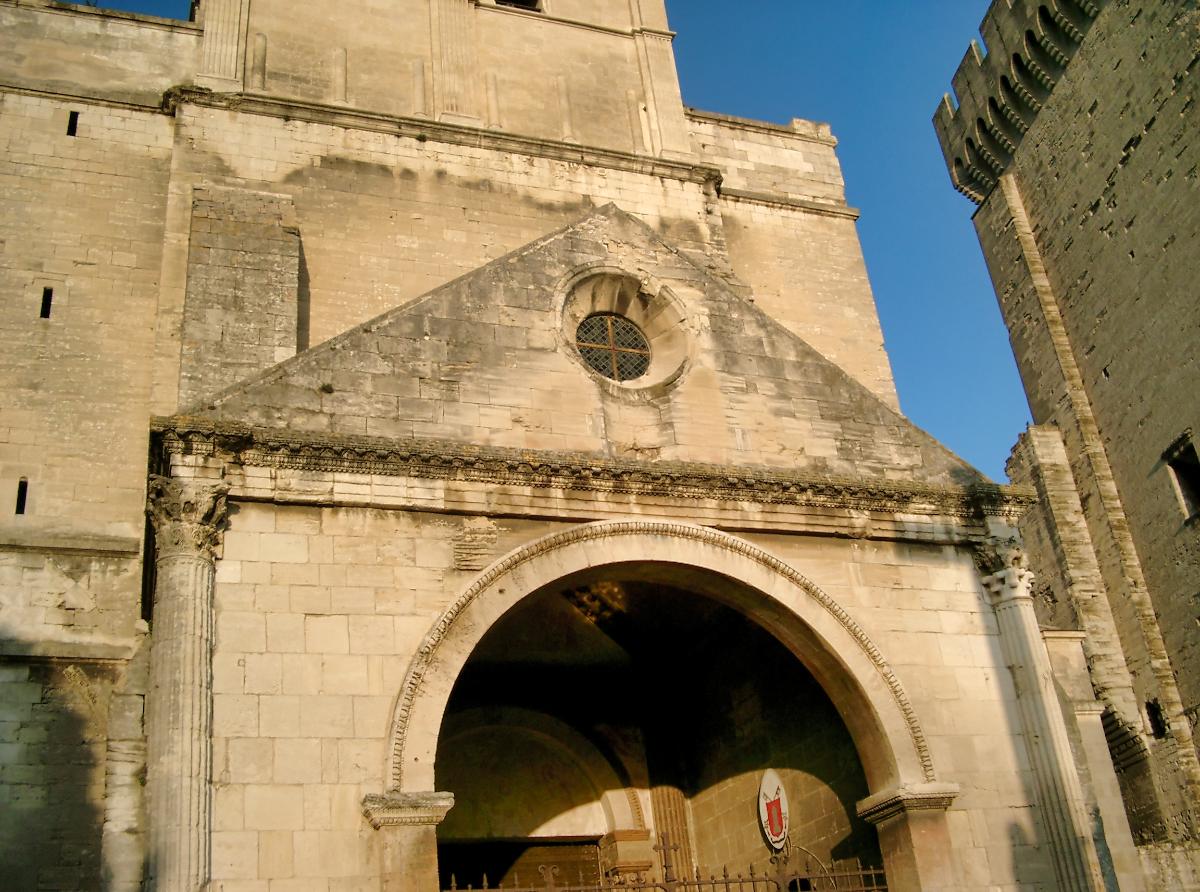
197, 0, 249, 85
432, 0, 478, 123
144, 476, 229, 891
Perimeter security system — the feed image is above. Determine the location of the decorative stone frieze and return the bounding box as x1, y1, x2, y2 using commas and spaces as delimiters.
362, 791, 456, 830
154, 419, 1035, 520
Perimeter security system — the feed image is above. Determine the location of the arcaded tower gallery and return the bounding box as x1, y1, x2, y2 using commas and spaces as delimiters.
0, 1, 1179, 890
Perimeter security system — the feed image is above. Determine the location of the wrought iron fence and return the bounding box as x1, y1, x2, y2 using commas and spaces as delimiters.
445, 860, 887, 892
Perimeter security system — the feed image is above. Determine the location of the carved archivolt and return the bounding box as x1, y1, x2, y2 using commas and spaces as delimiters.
388, 520, 938, 789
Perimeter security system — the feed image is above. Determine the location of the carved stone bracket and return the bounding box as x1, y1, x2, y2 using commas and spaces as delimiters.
146, 475, 229, 559
362, 791, 455, 830
856, 783, 960, 826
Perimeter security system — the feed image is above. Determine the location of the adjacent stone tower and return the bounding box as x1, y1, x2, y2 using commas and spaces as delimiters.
935, 0, 1200, 885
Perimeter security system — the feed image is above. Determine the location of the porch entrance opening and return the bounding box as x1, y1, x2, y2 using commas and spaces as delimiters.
433, 564, 886, 889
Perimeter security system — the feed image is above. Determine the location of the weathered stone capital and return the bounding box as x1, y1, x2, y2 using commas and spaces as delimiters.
146, 475, 229, 560
974, 535, 1034, 603
362, 791, 455, 829
982, 564, 1035, 603
856, 783, 960, 825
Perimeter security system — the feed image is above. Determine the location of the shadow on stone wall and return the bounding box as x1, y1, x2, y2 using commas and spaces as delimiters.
0, 625, 112, 890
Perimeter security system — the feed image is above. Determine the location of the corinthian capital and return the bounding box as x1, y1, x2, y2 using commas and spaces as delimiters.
146, 475, 230, 559
974, 535, 1034, 602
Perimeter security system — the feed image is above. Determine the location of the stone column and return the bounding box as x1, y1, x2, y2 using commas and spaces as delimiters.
363, 791, 455, 892
977, 539, 1106, 892
145, 475, 229, 892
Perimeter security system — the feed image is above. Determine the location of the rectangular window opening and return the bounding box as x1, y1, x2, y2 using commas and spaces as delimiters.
495, 0, 542, 10
40, 287, 53, 319
1164, 430, 1200, 520
15, 479, 28, 515
67, 110, 79, 137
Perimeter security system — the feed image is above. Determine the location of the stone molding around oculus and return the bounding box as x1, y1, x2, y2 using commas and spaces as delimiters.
152, 417, 1035, 522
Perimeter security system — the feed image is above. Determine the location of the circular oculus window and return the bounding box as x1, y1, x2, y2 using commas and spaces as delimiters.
575, 313, 651, 382
560, 270, 691, 394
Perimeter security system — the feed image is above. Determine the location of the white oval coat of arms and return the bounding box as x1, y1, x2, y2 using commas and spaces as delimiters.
758, 768, 789, 850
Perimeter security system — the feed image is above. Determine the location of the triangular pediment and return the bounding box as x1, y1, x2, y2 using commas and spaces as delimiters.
186, 205, 985, 486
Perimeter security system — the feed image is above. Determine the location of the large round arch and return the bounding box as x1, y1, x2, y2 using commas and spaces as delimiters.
384, 520, 941, 799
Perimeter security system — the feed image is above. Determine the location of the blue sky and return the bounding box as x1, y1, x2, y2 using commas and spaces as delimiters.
76, 0, 1030, 480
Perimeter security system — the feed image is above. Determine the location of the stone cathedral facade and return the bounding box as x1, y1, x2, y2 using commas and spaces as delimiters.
0, 1, 1190, 890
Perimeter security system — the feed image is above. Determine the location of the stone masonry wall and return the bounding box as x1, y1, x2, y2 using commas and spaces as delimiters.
202, 497, 1061, 891
989, 0, 1199, 724
0, 659, 118, 891
148, 99, 898, 413
0, 1, 200, 107
0, 91, 174, 539
970, 0, 1200, 848
180, 186, 301, 408
690, 111, 898, 410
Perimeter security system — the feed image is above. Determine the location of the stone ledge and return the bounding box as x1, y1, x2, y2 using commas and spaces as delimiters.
719, 186, 859, 220
0, 526, 141, 556
8, 0, 201, 33
478, 0, 673, 40
164, 87, 723, 188
362, 791, 455, 829
0, 638, 140, 661
856, 783, 960, 825
0, 81, 169, 113
687, 108, 837, 146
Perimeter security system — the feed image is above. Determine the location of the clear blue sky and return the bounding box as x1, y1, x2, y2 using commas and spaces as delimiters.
80, 0, 1030, 481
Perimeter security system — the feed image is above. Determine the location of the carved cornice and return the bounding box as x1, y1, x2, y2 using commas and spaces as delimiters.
146, 475, 229, 560
856, 783, 960, 825
388, 520, 939, 788
361, 791, 454, 829
152, 418, 1035, 522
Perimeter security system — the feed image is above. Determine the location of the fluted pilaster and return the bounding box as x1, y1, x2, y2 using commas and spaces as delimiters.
145, 476, 229, 891
978, 540, 1106, 892
431, 0, 479, 124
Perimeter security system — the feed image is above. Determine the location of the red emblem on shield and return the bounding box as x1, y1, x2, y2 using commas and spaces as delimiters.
765, 794, 785, 839
759, 769, 789, 849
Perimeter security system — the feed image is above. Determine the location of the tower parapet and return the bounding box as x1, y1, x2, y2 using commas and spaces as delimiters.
933, 0, 1107, 203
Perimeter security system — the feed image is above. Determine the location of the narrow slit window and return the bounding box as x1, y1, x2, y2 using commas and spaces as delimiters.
495, 0, 541, 10
1147, 699, 1169, 739
66, 111, 79, 137
1163, 431, 1200, 520
15, 479, 28, 515
40, 287, 53, 319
